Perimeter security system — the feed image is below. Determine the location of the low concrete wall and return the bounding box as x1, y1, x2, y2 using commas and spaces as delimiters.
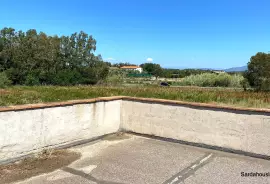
1, 96, 270, 163
121, 99, 270, 157
0, 99, 121, 162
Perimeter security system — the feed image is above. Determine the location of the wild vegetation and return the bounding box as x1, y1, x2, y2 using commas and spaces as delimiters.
1, 86, 270, 108
140, 63, 163, 79
0, 27, 270, 110
105, 62, 137, 67
173, 73, 245, 88
161, 68, 216, 78
0, 27, 108, 86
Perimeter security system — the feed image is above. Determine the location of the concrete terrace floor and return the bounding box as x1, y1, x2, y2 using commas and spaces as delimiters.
15, 134, 270, 184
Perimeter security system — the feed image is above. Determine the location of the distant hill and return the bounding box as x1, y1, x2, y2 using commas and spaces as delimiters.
163, 65, 248, 72
224, 66, 247, 72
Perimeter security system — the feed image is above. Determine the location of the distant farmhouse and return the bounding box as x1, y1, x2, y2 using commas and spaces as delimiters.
120, 66, 143, 73
212, 70, 226, 74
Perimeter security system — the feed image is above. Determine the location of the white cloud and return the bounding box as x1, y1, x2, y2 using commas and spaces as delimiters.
106, 58, 116, 61
146, 58, 153, 62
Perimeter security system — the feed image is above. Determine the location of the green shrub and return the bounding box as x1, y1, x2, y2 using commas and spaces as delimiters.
240, 78, 250, 91
177, 73, 244, 88
104, 75, 123, 85
25, 74, 40, 86
52, 70, 83, 86
0, 72, 11, 88
260, 79, 270, 91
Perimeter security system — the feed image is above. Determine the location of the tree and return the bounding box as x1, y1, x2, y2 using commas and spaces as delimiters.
244, 52, 270, 91
0, 27, 108, 85
0, 38, 3, 52
113, 62, 137, 67
141, 63, 163, 79
104, 62, 112, 67
0, 38, 3, 70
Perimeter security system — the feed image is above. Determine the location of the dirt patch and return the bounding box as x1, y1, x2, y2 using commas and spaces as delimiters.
0, 149, 81, 184
102, 132, 131, 141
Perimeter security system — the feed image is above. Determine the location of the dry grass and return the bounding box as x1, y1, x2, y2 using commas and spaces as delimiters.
0, 86, 270, 109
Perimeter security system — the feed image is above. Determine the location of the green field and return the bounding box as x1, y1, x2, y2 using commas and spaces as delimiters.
1, 86, 270, 109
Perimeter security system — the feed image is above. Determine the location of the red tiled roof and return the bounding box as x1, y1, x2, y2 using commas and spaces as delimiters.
120, 66, 140, 69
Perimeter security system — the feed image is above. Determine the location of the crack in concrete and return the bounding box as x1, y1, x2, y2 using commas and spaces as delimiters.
163, 153, 214, 184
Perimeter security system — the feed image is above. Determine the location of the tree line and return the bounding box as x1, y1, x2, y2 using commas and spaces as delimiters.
0, 27, 269, 91
134, 55, 270, 91
105, 62, 137, 68
0, 27, 108, 86
105, 61, 216, 79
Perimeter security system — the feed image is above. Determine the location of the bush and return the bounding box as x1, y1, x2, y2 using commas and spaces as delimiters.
167, 81, 172, 85
25, 74, 40, 86
105, 75, 123, 85
177, 73, 244, 87
52, 70, 83, 86
5, 68, 26, 85
0, 72, 11, 88
240, 78, 250, 91
260, 79, 270, 91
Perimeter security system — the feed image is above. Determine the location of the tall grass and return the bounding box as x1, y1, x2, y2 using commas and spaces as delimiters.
1, 86, 270, 109
175, 73, 244, 88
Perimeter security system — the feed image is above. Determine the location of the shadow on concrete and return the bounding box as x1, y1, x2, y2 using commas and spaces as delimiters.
126, 132, 270, 161
62, 167, 125, 184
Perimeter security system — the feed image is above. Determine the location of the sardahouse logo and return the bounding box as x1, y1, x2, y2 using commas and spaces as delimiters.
241, 172, 270, 177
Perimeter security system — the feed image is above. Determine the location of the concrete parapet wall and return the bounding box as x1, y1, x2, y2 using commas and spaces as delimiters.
1, 96, 270, 163
0, 99, 121, 163
121, 99, 270, 157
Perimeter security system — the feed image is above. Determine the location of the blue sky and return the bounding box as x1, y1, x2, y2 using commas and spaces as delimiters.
1, 0, 270, 69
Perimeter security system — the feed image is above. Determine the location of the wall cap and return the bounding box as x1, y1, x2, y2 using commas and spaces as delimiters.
1, 96, 270, 113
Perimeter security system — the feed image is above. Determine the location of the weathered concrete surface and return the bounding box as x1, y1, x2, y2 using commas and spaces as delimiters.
0, 100, 121, 162
121, 101, 270, 157
1, 97, 270, 164
14, 134, 270, 184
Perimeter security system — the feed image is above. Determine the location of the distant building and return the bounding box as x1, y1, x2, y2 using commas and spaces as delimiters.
212, 70, 226, 74
120, 66, 143, 73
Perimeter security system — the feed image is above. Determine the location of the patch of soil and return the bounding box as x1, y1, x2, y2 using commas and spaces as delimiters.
102, 132, 131, 141
0, 150, 81, 184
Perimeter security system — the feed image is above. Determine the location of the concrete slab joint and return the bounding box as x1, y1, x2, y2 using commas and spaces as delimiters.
0, 96, 270, 163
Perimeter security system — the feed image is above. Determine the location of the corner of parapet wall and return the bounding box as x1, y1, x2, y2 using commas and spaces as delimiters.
0, 97, 125, 164
119, 99, 125, 132
1, 96, 270, 163
1, 96, 270, 114
119, 97, 270, 158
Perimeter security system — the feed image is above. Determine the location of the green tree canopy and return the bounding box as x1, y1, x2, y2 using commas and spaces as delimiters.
0, 27, 108, 85
140, 63, 163, 79
0, 38, 3, 52
111, 62, 137, 67
245, 52, 270, 91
